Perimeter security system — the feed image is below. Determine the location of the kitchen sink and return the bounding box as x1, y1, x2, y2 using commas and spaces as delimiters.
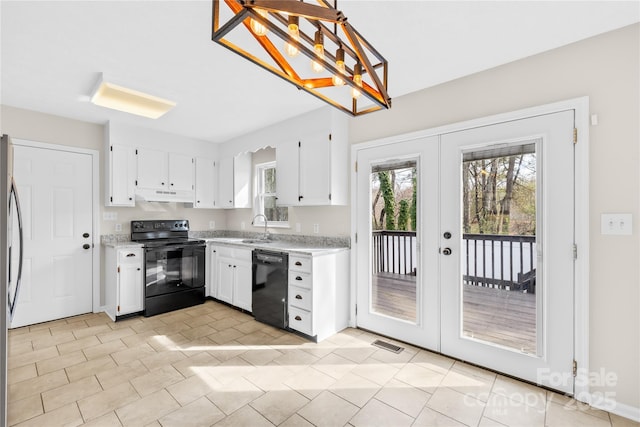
242, 239, 272, 244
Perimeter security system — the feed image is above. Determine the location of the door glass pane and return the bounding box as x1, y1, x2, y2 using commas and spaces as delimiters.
461, 142, 538, 354
370, 160, 417, 323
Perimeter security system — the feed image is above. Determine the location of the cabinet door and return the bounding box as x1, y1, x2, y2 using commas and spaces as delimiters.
207, 245, 219, 297
233, 261, 253, 312
275, 140, 299, 206
195, 158, 217, 208
233, 152, 252, 208
218, 157, 234, 208
117, 249, 143, 315
216, 257, 234, 304
299, 132, 331, 205
137, 148, 168, 190
169, 152, 194, 192
108, 145, 136, 206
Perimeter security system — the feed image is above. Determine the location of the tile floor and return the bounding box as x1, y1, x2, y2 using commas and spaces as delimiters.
6, 300, 639, 427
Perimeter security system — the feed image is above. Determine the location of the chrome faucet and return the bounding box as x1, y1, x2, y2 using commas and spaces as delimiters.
251, 214, 269, 240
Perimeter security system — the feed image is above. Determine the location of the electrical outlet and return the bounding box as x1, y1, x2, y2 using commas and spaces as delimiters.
295, 223, 301, 233
209, 221, 216, 230
313, 224, 319, 234
601, 213, 632, 235
241, 221, 246, 230
115, 223, 122, 232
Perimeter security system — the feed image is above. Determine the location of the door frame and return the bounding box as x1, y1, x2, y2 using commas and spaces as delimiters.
12, 138, 101, 314
350, 96, 590, 401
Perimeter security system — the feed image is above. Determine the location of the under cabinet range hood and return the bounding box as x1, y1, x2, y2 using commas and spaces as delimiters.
135, 187, 194, 203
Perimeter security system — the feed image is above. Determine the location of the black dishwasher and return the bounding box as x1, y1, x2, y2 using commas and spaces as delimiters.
252, 249, 289, 329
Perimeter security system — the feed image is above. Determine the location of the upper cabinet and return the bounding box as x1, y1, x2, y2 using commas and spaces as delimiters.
194, 157, 218, 209
276, 127, 348, 206
136, 149, 194, 202
218, 153, 252, 209
105, 144, 136, 207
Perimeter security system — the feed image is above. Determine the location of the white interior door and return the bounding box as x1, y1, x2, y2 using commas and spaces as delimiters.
355, 136, 440, 349
11, 145, 94, 328
440, 110, 575, 393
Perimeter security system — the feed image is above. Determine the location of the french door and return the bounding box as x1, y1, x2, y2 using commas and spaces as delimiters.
355, 110, 575, 394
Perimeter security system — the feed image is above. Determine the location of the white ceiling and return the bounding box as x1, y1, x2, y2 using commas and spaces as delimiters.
1, 1, 638, 143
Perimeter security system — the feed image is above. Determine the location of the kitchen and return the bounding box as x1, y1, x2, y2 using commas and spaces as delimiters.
1, 1, 639, 426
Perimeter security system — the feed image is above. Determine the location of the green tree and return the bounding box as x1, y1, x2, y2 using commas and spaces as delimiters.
397, 199, 409, 230
410, 168, 417, 231
378, 171, 395, 230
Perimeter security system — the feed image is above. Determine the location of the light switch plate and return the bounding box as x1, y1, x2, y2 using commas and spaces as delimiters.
601, 213, 632, 235
103, 212, 117, 221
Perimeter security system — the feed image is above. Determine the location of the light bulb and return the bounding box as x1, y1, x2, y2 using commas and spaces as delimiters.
284, 15, 300, 57
332, 48, 345, 86
249, 9, 268, 37
311, 30, 324, 73
352, 63, 363, 99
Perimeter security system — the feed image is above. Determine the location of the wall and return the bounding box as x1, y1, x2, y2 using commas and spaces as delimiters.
349, 23, 640, 414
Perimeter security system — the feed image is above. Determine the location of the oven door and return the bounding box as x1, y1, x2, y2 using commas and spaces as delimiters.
144, 244, 205, 297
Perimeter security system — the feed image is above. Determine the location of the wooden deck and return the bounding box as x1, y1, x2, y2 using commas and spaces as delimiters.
371, 273, 537, 353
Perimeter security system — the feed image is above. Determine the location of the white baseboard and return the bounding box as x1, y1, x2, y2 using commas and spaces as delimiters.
590, 395, 640, 422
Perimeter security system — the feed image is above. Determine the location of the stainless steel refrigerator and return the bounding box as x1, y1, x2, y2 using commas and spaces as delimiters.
1, 134, 24, 426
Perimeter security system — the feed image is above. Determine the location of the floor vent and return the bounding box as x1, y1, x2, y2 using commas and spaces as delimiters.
372, 339, 404, 354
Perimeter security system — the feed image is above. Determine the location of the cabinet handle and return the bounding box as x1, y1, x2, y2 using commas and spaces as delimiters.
197, 200, 200, 204
233, 265, 237, 268
129, 197, 132, 201
295, 261, 302, 266
137, 268, 141, 271
161, 182, 165, 186
295, 276, 302, 281
126, 253, 136, 257
295, 295, 302, 299
228, 264, 232, 267
298, 195, 304, 201
171, 183, 174, 186
294, 316, 302, 321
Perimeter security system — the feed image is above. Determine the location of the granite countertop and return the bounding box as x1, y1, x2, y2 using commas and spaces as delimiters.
101, 231, 350, 255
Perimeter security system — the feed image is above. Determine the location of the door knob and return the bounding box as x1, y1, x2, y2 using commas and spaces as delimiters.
442, 247, 452, 256
83, 232, 90, 238
82, 244, 91, 250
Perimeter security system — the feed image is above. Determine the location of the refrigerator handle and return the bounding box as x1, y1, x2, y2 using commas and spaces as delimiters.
8, 178, 23, 319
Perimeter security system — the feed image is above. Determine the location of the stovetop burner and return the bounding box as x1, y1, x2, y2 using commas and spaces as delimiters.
130, 220, 204, 248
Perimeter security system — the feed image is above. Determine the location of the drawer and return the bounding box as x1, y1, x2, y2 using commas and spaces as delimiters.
216, 246, 234, 258
289, 255, 311, 273
289, 271, 311, 289
288, 285, 311, 311
118, 248, 142, 265
288, 306, 312, 336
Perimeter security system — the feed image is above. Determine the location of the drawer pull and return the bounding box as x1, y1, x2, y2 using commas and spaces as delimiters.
295, 294, 302, 299
295, 276, 302, 281
295, 261, 302, 266
294, 315, 302, 321
126, 253, 136, 257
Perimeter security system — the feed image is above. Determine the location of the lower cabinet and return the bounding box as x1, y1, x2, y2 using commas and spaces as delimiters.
287, 251, 349, 342
213, 246, 252, 312
104, 245, 144, 320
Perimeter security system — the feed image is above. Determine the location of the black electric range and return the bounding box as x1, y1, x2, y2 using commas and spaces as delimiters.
131, 220, 206, 316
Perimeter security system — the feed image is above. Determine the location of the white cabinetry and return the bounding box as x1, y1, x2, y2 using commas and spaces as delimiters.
214, 246, 252, 311
287, 251, 349, 341
276, 129, 348, 206
104, 245, 144, 320
194, 157, 218, 209
105, 144, 136, 207
206, 243, 218, 297
136, 148, 194, 202
218, 153, 252, 208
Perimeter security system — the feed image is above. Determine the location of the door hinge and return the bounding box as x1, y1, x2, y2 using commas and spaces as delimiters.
573, 128, 578, 144
117, 266, 120, 273
328, 133, 332, 141
298, 141, 301, 148
110, 196, 113, 202
355, 233, 357, 244
355, 304, 358, 315
110, 145, 113, 152
328, 193, 332, 201
135, 180, 138, 186
117, 305, 120, 313
573, 244, 578, 260
573, 360, 578, 377
355, 162, 358, 173
135, 149, 138, 155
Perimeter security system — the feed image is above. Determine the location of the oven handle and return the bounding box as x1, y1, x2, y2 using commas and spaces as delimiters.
145, 244, 205, 252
